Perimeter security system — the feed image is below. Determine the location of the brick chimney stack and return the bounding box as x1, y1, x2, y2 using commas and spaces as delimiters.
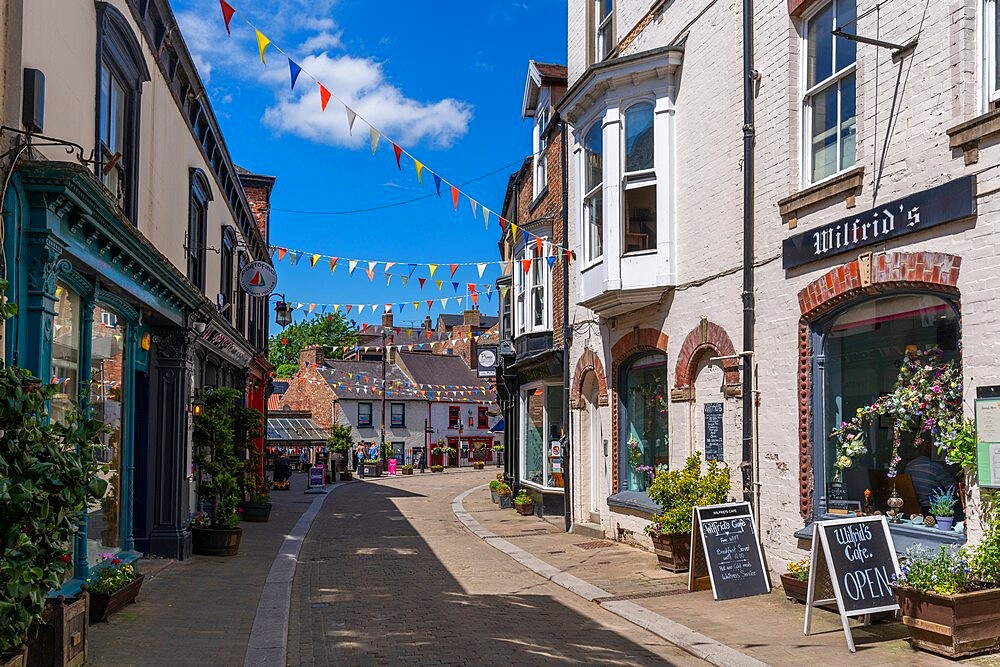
236, 168, 276, 242
424, 315, 433, 330
463, 309, 481, 327
300, 344, 324, 370
382, 311, 394, 329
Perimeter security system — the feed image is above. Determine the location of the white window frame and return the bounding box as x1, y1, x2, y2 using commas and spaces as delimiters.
519, 382, 565, 493
358, 402, 373, 428
801, 0, 857, 187
595, 0, 614, 63
621, 101, 657, 256
533, 89, 551, 199
518, 239, 551, 334
582, 121, 604, 266
390, 402, 405, 427
984, 0, 1000, 109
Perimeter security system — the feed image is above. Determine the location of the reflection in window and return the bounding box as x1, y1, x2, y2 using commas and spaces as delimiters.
51, 284, 81, 425
823, 294, 961, 517
522, 385, 564, 488
89, 305, 125, 562
583, 123, 603, 262
621, 353, 668, 492
623, 103, 656, 253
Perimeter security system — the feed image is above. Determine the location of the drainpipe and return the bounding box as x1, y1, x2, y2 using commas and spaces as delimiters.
561, 119, 572, 533
741, 0, 757, 512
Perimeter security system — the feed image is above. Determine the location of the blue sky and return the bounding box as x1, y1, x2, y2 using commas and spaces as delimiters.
172, 0, 567, 334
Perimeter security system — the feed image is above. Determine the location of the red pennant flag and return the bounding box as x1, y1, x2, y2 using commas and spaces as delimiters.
449, 264, 459, 278
426, 300, 434, 311
362, 323, 369, 332
277, 248, 287, 260
346, 305, 353, 314
535, 236, 543, 254
471, 293, 479, 306
426, 330, 433, 339
418, 277, 426, 289
498, 217, 507, 230
393, 143, 403, 169
566, 249, 575, 263
219, 0, 236, 34
467, 283, 477, 294
319, 83, 332, 111
521, 258, 532, 274
451, 186, 459, 210
281, 337, 288, 345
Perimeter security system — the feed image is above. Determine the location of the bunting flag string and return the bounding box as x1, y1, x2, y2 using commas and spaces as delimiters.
214, 1, 574, 257
280, 294, 496, 320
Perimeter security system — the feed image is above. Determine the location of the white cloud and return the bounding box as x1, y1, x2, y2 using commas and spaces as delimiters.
299, 30, 343, 52
261, 54, 472, 149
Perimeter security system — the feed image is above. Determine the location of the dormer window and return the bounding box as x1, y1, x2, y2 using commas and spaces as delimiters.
533, 92, 551, 199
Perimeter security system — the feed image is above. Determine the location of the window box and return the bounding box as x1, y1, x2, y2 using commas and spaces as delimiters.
894, 585, 1000, 658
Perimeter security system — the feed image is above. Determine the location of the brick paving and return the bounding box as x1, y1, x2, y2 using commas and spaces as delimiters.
287, 468, 705, 666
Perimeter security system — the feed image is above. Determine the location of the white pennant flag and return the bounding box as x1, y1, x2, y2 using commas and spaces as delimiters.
348, 259, 359, 274
357, 304, 365, 314
346, 107, 358, 135
477, 263, 487, 278
385, 273, 392, 286
368, 260, 379, 273
441, 297, 449, 308
400, 276, 409, 287
469, 198, 478, 218
482, 206, 490, 228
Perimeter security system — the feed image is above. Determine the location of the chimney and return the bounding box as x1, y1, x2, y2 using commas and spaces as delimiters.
300, 344, 324, 370
424, 315, 433, 330
382, 310, 394, 329
463, 309, 481, 327
237, 170, 276, 242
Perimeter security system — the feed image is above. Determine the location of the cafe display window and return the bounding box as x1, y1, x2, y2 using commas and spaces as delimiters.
51, 283, 82, 425
620, 352, 668, 492
819, 294, 961, 519
521, 383, 564, 489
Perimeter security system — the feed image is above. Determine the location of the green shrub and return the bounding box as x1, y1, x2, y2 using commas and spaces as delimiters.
971, 516, 1000, 586
514, 490, 533, 506
193, 388, 244, 529
646, 453, 730, 535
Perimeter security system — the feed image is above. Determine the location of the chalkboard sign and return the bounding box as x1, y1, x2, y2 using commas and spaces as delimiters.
703, 403, 724, 462
688, 502, 770, 601
803, 516, 900, 652
309, 466, 324, 487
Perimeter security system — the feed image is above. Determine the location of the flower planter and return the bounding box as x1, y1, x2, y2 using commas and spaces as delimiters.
240, 502, 271, 523
515, 503, 535, 516
401, 468, 413, 475
2, 647, 26, 667
340, 471, 352, 481
498, 495, 513, 509
649, 532, 691, 573
936, 516, 954, 532
88, 575, 144, 624
473, 462, 485, 470
26, 593, 88, 667
894, 585, 1000, 658
490, 489, 500, 504
191, 526, 243, 557
361, 463, 382, 477
779, 573, 809, 604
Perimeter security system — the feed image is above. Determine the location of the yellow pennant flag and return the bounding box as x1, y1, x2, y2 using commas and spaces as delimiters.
310, 254, 321, 268
510, 223, 519, 242
435, 280, 443, 291
428, 264, 438, 277
370, 128, 380, 155
255, 30, 271, 64
333, 304, 340, 313
413, 302, 420, 312
308, 303, 315, 313
414, 160, 424, 184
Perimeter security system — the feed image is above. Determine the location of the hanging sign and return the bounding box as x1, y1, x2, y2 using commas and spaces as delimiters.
803, 515, 900, 652
782, 175, 976, 270
239, 260, 278, 296
688, 502, 770, 601
477, 346, 497, 378
703, 403, 724, 462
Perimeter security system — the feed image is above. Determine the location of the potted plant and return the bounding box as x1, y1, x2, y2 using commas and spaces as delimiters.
401, 464, 414, 476
430, 464, 444, 473
928, 486, 958, 531
191, 388, 244, 556
0, 370, 108, 664
432, 440, 457, 467
514, 490, 535, 516
239, 410, 271, 523
645, 452, 730, 572
489, 475, 503, 504
327, 424, 353, 480
779, 555, 811, 604
361, 458, 383, 477
496, 482, 513, 509
86, 553, 143, 623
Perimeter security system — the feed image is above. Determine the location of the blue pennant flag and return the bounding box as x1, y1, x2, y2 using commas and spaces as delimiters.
408, 263, 417, 278
288, 59, 302, 90
485, 291, 493, 302
433, 174, 442, 197
546, 256, 556, 270
321, 305, 327, 314
452, 282, 460, 293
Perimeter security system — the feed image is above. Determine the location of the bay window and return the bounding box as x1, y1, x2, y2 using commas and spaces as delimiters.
583, 123, 604, 263
623, 102, 656, 254
803, 0, 857, 184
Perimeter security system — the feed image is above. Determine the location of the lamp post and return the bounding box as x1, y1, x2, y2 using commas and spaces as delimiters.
269, 293, 293, 329
380, 328, 387, 467
457, 421, 463, 468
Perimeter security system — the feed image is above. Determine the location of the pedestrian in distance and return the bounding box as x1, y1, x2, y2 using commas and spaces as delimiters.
418, 448, 426, 474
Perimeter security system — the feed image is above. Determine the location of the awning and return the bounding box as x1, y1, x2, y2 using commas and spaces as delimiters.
489, 418, 505, 433
266, 417, 329, 444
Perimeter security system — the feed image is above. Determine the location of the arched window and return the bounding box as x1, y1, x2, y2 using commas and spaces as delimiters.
95, 3, 149, 223
623, 102, 656, 253
583, 122, 603, 262
819, 294, 961, 517
187, 170, 212, 292
620, 352, 668, 492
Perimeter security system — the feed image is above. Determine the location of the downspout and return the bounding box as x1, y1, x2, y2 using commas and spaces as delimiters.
561, 119, 572, 533
741, 0, 757, 513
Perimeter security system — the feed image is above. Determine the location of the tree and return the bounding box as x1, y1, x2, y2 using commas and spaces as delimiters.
268, 312, 358, 374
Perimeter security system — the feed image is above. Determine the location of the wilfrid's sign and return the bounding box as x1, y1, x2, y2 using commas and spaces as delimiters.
688, 502, 770, 601
703, 402, 724, 462
782, 175, 977, 270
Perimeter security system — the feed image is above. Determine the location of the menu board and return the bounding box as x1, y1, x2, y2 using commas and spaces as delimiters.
703, 403, 724, 462
689, 502, 770, 601
309, 466, 324, 487
976, 398, 1000, 488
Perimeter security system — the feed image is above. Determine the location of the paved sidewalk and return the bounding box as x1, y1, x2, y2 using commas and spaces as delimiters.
457, 483, 1000, 667
89, 471, 319, 667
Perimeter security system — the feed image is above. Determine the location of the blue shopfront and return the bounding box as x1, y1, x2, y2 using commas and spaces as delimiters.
4, 161, 209, 587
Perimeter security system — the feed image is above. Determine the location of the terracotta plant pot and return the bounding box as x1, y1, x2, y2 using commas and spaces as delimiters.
191, 526, 243, 557
894, 585, 1000, 657
649, 532, 691, 573
89, 575, 144, 624
515, 503, 534, 516
240, 502, 271, 523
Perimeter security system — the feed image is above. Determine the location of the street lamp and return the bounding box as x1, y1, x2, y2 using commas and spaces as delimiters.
380, 328, 388, 467
270, 293, 293, 329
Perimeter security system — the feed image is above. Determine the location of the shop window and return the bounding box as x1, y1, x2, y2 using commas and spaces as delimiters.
819, 294, 962, 520
51, 283, 82, 425
89, 304, 126, 562
95, 3, 149, 223
582, 122, 604, 263
803, 0, 857, 184
187, 170, 211, 292
391, 402, 405, 427
623, 102, 656, 254
478, 406, 489, 429
521, 384, 564, 489
358, 402, 373, 427
448, 405, 461, 429
500, 282, 513, 339
620, 352, 668, 492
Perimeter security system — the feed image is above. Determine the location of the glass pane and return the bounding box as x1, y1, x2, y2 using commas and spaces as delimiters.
824, 295, 960, 515
110, 76, 126, 154
624, 184, 656, 252
585, 191, 604, 261
623, 353, 668, 492
839, 73, 857, 171
807, 2, 834, 87
584, 124, 603, 191
51, 284, 81, 426
99, 65, 110, 147
89, 305, 125, 562
810, 85, 839, 182
625, 103, 654, 172
524, 388, 544, 485
835, 0, 857, 71
995, 3, 1000, 92
547, 386, 563, 487
532, 286, 544, 326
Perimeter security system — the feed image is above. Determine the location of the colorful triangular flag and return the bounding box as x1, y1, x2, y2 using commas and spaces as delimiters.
477, 263, 487, 278
449, 264, 459, 278
288, 59, 302, 90
451, 186, 459, 210
433, 174, 442, 197
349, 259, 359, 275
392, 143, 403, 169
414, 160, 424, 184
370, 128, 380, 154
219, 0, 236, 34
346, 107, 357, 134
310, 254, 321, 268
255, 30, 271, 64
319, 83, 332, 111
428, 264, 438, 278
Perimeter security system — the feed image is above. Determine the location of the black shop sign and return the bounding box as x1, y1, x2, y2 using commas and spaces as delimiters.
782, 175, 977, 270
703, 403, 723, 462
688, 502, 770, 601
